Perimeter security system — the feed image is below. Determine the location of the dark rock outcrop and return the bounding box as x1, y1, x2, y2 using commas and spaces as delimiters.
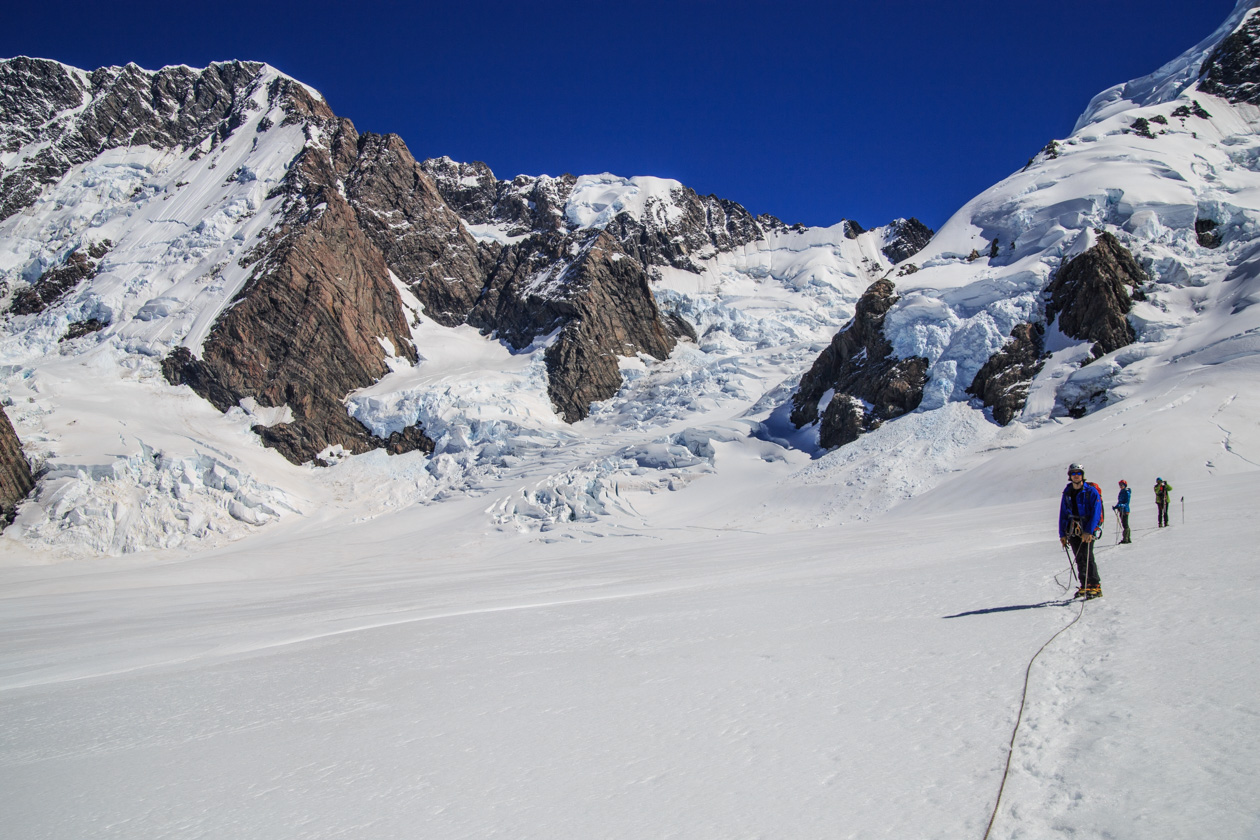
966, 322, 1047, 425
1046, 232, 1146, 357
598, 191, 780, 273
881, 217, 935, 264
155, 88, 439, 464
0, 406, 35, 530
7, 240, 109, 315
1197, 218, 1223, 249
61, 318, 108, 341
1199, 12, 1260, 105
422, 157, 575, 236
457, 229, 677, 421
791, 278, 930, 449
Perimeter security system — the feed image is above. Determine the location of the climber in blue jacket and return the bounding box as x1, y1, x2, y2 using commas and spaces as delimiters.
1059, 463, 1102, 598
1113, 479, 1132, 544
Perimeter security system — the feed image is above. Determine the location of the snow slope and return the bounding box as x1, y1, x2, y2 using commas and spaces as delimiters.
0, 435, 1256, 839
3, 4, 1260, 836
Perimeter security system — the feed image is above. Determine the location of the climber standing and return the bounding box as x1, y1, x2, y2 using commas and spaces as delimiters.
1059, 463, 1103, 598
1114, 479, 1132, 544
1154, 477, 1173, 528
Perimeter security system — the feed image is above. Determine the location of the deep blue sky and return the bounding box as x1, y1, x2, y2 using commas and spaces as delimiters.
2, 1, 1241, 230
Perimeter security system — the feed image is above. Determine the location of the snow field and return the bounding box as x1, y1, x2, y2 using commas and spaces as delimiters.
990, 472, 1260, 839
1, 467, 1255, 839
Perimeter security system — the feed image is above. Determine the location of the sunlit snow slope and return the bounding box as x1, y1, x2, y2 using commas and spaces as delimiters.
2, 3, 1260, 839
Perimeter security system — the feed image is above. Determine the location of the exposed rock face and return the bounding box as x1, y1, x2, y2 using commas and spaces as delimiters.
344, 137, 487, 327
0, 406, 34, 530
881, 217, 935, 264
8, 240, 110, 315
1199, 12, 1260, 105
0, 57, 437, 464
163, 144, 434, 464
417, 157, 798, 416
155, 86, 683, 446
422, 157, 575, 236
421, 156, 784, 273
1046, 232, 1146, 357
1197, 218, 1223, 249
790, 278, 930, 449
966, 322, 1047, 425
0, 58, 270, 221
61, 318, 107, 341
540, 233, 677, 421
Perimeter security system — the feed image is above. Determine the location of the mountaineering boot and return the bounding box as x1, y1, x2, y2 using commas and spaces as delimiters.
1084, 586, 1102, 599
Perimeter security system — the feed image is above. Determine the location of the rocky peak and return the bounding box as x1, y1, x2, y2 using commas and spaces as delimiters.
594, 187, 779, 272
536, 231, 679, 421
164, 184, 432, 465
155, 100, 445, 464
880, 217, 935, 264
1198, 9, 1260, 104
422, 158, 785, 272
419, 156, 503, 224
0, 58, 86, 146
790, 278, 930, 449
0, 59, 280, 220
343, 136, 487, 327
460, 225, 680, 420
1046, 231, 1147, 357
421, 157, 576, 235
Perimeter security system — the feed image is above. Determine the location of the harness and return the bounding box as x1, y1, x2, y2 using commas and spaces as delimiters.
1063, 482, 1102, 539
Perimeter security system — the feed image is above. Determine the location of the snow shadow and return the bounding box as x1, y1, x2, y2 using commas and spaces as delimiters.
942, 599, 1075, 619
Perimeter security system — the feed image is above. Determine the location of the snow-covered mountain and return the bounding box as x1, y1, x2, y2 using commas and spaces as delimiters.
1, 0, 1260, 564
794, 0, 1260, 453
0, 54, 925, 555
3, 4, 1260, 838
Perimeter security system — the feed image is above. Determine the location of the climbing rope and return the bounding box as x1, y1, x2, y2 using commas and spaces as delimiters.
984, 531, 1112, 838
981, 593, 1088, 839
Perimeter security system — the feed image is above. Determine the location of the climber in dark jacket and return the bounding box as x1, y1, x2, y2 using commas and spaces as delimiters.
1059, 463, 1103, 597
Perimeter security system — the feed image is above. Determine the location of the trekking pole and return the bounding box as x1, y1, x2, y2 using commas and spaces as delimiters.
1062, 540, 1078, 590
1181, 496, 1185, 524
1085, 540, 1096, 597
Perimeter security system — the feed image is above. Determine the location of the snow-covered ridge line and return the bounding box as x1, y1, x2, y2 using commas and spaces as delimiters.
1074, 0, 1260, 130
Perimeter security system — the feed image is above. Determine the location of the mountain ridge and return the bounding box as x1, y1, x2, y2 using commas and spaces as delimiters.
4, 1, 1260, 553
